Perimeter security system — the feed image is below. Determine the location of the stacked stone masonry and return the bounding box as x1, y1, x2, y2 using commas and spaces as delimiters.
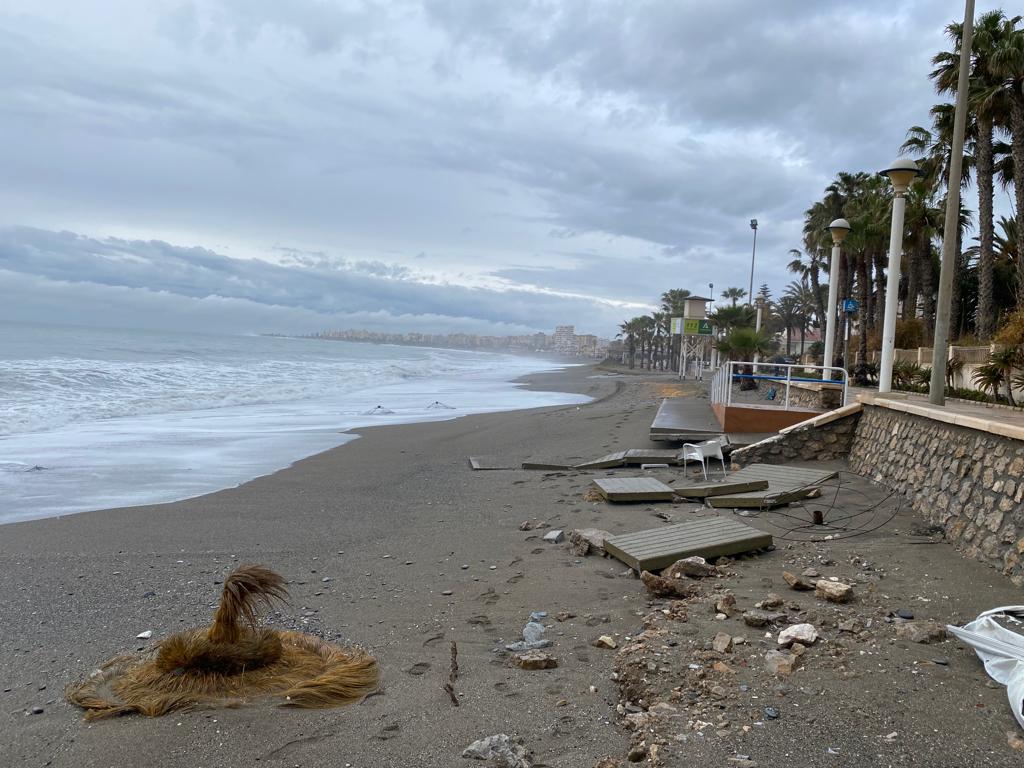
849, 406, 1024, 585
730, 413, 859, 466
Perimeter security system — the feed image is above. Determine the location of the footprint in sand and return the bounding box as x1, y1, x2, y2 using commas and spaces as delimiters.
506, 573, 524, 584
404, 662, 431, 676
478, 588, 500, 605
467, 614, 492, 626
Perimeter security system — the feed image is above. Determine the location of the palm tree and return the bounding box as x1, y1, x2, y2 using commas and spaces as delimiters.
707, 304, 755, 332
787, 248, 826, 325
775, 295, 800, 356
660, 289, 692, 369
783, 280, 817, 361
721, 287, 746, 306
989, 345, 1021, 405
715, 328, 772, 391
934, 11, 1007, 339
972, 361, 1005, 402
989, 14, 1024, 304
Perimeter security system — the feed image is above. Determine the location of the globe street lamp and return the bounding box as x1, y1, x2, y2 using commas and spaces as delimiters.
878, 158, 920, 393
823, 218, 850, 380
747, 219, 758, 306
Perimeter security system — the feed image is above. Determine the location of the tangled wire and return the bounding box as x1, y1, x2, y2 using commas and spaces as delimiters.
736, 470, 902, 542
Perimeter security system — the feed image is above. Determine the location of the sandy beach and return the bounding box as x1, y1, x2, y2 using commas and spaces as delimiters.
4, 364, 1024, 767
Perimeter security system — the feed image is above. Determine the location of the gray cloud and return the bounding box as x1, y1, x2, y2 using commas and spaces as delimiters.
0, 1, 998, 334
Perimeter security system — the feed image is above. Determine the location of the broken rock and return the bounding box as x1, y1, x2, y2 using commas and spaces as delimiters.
462, 734, 532, 767
542, 529, 565, 544
783, 571, 814, 591
742, 609, 786, 627
664, 556, 717, 579
895, 620, 947, 644
815, 580, 853, 604
714, 591, 737, 616
777, 623, 818, 647
765, 650, 798, 678
640, 570, 699, 599
569, 528, 611, 556
512, 650, 558, 670
593, 635, 618, 650
712, 632, 733, 653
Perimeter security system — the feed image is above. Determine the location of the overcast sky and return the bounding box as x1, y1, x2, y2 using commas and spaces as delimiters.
0, 1, 1004, 337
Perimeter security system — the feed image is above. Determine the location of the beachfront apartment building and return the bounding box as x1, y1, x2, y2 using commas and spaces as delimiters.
552, 325, 576, 354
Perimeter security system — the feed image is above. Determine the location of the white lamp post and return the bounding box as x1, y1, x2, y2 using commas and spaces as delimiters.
823, 218, 850, 380
878, 158, 920, 394
747, 219, 758, 306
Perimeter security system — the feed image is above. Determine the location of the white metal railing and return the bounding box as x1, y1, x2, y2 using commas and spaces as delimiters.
710, 361, 849, 410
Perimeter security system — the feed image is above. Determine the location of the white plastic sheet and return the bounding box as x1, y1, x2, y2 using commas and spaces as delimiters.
947, 605, 1024, 730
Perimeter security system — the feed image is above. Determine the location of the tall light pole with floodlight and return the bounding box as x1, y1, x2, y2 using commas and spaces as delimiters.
823, 218, 850, 380
747, 219, 758, 306
878, 158, 920, 393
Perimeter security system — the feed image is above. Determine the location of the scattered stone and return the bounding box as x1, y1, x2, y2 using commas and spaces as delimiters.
594, 635, 618, 650
1008, 732, 1024, 752
555, 611, 576, 622
640, 570, 699, 599
895, 620, 947, 644
727, 759, 757, 768
895, 608, 914, 620
441, 590, 453, 596
814, 580, 853, 603
542, 530, 565, 544
757, 593, 784, 609
593, 759, 620, 768
519, 521, 534, 531
742, 609, 785, 627
714, 592, 737, 616
569, 528, 611, 556
802, 568, 820, 578
783, 571, 814, 591
462, 734, 532, 767
712, 661, 733, 674
777, 623, 818, 647
712, 632, 733, 653
765, 650, 797, 678
135, 630, 152, 640
931, 657, 950, 666
665, 556, 717, 579
512, 650, 558, 670
763, 706, 780, 720
30, 706, 44, 715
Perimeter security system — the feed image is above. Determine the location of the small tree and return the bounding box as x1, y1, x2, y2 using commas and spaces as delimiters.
715, 328, 773, 391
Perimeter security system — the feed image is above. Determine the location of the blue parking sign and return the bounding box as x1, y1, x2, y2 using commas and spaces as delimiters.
842, 298, 859, 313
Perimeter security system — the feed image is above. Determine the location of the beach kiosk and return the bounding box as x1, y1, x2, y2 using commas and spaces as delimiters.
671, 296, 713, 380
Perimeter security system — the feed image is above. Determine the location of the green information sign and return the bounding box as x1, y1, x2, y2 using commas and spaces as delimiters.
683, 318, 713, 336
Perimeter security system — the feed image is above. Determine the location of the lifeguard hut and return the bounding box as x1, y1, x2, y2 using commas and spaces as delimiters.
671, 296, 713, 380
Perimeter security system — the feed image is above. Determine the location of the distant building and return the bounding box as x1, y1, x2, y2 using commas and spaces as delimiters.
552, 325, 576, 355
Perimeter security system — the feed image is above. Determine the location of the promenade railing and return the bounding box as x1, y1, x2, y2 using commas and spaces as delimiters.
710, 361, 849, 411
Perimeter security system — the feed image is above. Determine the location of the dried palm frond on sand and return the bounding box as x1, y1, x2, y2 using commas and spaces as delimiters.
67, 565, 379, 720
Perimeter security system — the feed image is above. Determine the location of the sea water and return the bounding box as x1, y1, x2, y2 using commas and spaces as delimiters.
0, 323, 586, 523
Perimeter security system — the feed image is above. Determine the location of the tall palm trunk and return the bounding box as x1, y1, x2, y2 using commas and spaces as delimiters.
950, 231, 963, 340
1010, 92, 1024, 308
874, 250, 887, 332
857, 252, 869, 365
976, 115, 996, 339
808, 258, 825, 327
864, 256, 875, 333
918, 229, 935, 339
905, 248, 919, 322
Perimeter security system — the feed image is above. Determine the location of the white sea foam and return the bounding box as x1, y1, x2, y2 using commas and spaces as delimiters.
0, 324, 586, 523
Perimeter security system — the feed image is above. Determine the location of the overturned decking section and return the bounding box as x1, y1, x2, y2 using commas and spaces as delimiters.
591, 477, 676, 502
707, 463, 837, 508
650, 397, 773, 446
672, 478, 770, 498
604, 518, 773, 571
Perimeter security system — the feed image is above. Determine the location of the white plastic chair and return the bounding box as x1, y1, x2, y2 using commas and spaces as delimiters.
679, 438, 728, 480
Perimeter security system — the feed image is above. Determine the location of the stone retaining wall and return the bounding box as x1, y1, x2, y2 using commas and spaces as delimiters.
730, 412, 859, 466
849, 406, 1024, 585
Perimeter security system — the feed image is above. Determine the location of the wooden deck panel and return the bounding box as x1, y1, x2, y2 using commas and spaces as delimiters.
706, 463, 837, 508
574, 451, 629, 469
468, 456, 515, 470
604, 518, 773, 571
672, 478, 770, 498
623, 449, 681, 465
649, 397, 723, 436
521, 461, 575, 470
592, 477, 676, 502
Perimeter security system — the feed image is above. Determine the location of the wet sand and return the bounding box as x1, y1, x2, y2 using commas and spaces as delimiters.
0, 363, 667, 767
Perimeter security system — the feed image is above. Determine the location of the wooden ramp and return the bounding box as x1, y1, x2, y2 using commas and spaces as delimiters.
575, 451, 629, 469
707, 464, 838, 508
592, 477, 675, 502
624, 448, 681, 465
672, 478, 770, 498
649, 397, 723, 441
468, 456, 515, 470
521, 461, 575, 470
604, 518, 773, 571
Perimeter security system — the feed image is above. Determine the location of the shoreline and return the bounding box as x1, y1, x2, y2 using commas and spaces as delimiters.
1, 356, 589, 526
0, 362, 648, 767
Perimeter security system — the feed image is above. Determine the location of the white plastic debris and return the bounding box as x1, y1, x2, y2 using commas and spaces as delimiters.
947, 605, 1024, 730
